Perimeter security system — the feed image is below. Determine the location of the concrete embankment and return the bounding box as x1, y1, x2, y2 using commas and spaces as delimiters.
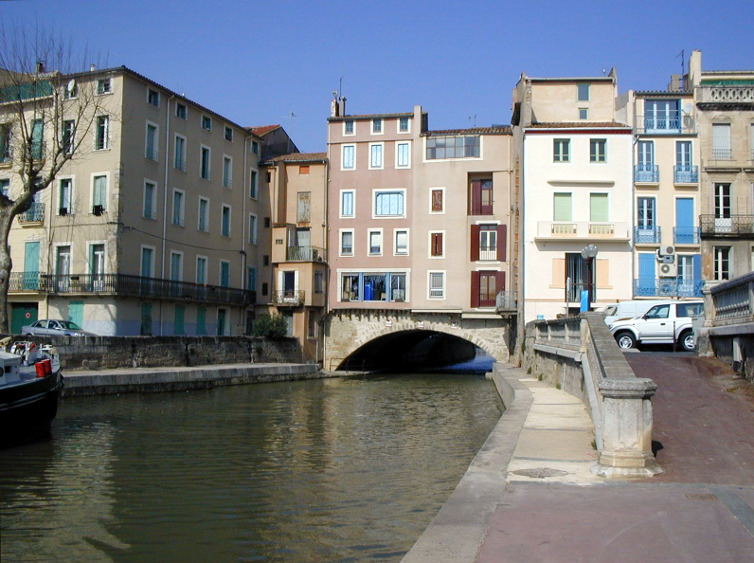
61, 363, 323, 397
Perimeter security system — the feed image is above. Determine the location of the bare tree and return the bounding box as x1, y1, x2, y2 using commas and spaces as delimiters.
0, 25, 107, 332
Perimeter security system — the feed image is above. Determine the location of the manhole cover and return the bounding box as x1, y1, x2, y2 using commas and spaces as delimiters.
511, 467, 568, 479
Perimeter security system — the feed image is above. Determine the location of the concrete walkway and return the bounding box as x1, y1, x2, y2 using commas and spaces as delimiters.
404, 360, 754, 562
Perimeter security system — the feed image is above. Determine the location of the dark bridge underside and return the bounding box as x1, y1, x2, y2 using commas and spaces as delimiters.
337, 330, 480, 372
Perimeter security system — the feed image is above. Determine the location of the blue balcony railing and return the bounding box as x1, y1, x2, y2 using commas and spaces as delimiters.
634, 278, 704, 298
18, 202, 45, 223
674, 164, 698, 184
634, 164, 659, 183
674, 226, 700, 245
634, 226, 661, 244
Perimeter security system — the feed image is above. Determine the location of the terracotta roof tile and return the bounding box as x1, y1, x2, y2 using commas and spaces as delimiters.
424, 126, 511, 136
264, 152, 327, 163
528, 121, 630, 129
248, 124, 281, 136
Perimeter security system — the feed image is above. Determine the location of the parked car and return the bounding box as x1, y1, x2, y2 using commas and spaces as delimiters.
600, 300, 667, 325
21, 319, 96, 337
609, 300, 704, 351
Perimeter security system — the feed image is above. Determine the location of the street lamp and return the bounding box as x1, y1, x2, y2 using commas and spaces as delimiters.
581, 244, 598, 310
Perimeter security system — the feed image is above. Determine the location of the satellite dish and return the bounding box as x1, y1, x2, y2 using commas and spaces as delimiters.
66, 79, 76, 94
683, 103, 692, 114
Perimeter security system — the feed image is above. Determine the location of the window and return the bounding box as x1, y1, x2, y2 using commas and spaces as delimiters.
250, 169, 258, 198
200, 146, 210, 179
469, 179, 493, 215
553, 139, 570, 162
62, 120, 75, 155
473, 271, 503, 308
89, 243, 105, 291
368, 230, 382, 255
251, 140, 259, 155
31, 119, 43, 159
145, 122, 158, 160
92, 174, 107, 211
566, 253, 594, 302
201, 115, 212, 131
297, 191, 311, 223
712, 123, 731, 159
374, 190, 405, 218
426, 135, 480, 159
195, 256, 207, 286
590, 193, 609, 227
577, 83, 589, 101
372, 118, 382, 133
221, 205, 231, 237
471, 225, 505, 261
395, 229, 408, 255
59, 178, 72, 215
428, 271, 445, 299
174, 135, 186, 171
264, 217, 270, 228
713, 247, 731, 281
95, 116, 109, 150
224, 126, 233, 141
644, 99, 680, 132
342, 144, 355, 170
143, 180, 156, 220
369, 143, 383, 169
590, 139, 606, 162
430, 232, 444, 257
0, 179, 8, 197
344, 120, 354, 135
340, 190, 355, 217
396, 142, 410, 168
579, 108, 588, 120
248, 266, 257, 292
198, 197, 209, 231
147, 88, 159, 107
299, 165, 309, 175
553, 193, 572, 222
219, 261, 230, 287
263, 255, 269, 266
172, 189, 185, 226
340, 230, 354, 256
0, 123, 11, 162
399, 117, 409, 132
222, 156, 232, 188
637, 197, 656, 233
141, 246, 154, 278
714, 183, 732, 233
175, 103, 187, 119
340, 271, 407, 302
97, 78, 111, 94
249, 214, 258, 244
430, 188, 444, 213
170, 251, 183, 283
64, 81, 77, 99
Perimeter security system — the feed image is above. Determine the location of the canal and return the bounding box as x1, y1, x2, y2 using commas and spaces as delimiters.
0, 372, 503, 562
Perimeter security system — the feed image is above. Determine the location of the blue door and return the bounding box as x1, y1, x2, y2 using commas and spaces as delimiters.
675, 198, 695, 244
23, 242, 40, 290
637, 253, 656, 296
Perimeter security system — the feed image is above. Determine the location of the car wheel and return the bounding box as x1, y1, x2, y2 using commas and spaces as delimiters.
615, 331, 636, 350
680, 330, 695, 352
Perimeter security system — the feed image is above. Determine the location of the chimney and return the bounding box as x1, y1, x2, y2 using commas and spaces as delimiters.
338, 96, 346, 117
35, 61, 45, 73
668, 74, 682, 92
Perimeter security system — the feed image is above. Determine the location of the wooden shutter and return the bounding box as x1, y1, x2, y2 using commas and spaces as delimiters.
431, 232, 443, 256
432, 189, 443, 212
470, 225, 480, 261
496, 271, 506, 293
469, 180, 482, 215
496, 225, 507, 262
471, 271, 481, 308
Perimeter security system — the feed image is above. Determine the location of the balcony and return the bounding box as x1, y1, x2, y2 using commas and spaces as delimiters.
674, 226, 700, 245
286, 246, 327, 263
18, 202, 45, 223
636, 113, 695, 135
634, 226, 661, 244
8, 272, 255, 306
711, 148, 732, 160
495, 291, 517, 312
700, 215, 754, 237
634, 164, 659, 183
536, 221, 629, 241
273, 289, 305, 307
634, 278, 703, 298
697, 85, 754, 104
674, 164, 698, 184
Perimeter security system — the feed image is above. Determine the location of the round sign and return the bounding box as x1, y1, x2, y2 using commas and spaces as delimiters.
25, 312, 31, 318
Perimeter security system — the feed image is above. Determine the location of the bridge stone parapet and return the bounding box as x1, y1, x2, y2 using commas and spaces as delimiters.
522, 313, 662, 477
324, 309, 513, 372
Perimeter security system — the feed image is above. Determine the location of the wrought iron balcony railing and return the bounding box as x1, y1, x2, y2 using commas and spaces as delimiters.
8, 272, 255, 306
634, 164, 659, 183
636, 113, 695, 135
673, 226, 700, 244
634, 226, 661, 244
18, 202, 45, 223
634, 278, 704, 298
285, 246, 327, 263
272, 289, 305, 306
700, 215, 754, 236
674, 164, 698, 183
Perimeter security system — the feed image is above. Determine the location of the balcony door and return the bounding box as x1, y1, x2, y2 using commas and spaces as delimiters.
714, 183, 732, 232
90, 244, 105, 291
637, 253, 656, 296
675, 198, 695, 244
23, 241, 40, 290
637, 197, 656, 242
55, 246, 71, 292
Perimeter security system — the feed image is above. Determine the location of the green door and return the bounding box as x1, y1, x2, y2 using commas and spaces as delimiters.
69, 301, 84, 327
11, 303, 37, 334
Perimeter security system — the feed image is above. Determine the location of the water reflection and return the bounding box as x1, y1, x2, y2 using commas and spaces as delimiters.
1, 373, 502, 562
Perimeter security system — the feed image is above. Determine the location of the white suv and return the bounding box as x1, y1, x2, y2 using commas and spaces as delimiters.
609, 300, 704, 351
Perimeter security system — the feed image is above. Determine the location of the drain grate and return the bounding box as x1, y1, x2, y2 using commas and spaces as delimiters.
511, 467, 569, 479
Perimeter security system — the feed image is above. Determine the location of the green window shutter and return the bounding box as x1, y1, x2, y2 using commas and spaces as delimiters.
553, 193, 572, 221
590, 193, 609, 222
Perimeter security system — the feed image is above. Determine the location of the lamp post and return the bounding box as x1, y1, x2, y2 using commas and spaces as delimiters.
581, 244, 598, 310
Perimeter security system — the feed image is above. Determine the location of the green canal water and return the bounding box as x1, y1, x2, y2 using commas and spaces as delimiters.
0, 372, 503, 562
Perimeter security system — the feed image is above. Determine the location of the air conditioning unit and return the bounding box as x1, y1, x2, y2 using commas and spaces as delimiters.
59, 207, 68, 216
660, 245, 675, 256
659, 262, 678, 277
92, 205, 104, 216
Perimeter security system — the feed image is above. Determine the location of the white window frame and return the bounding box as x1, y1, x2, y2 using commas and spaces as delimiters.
221, 204, 231, 237
224, 126, 233, 142
196, 255, 208, 285
339, 228, 354, 257
373, 188, 406, 219
372, 118, 383, 135
249, 168, 258, 199
577, 83, 590, 101
553, 138, 570, 162
429, 230, 445, 259
140, 245, 156, 278
58, 176, 74, 216
198, 196, 210, 232
589, 138, 607, 163
397, 116, 410, 134
428, 271, 446, 299
396, 141, 411, 169
249, 213, 258, 244
340, 189, 355, 218
579, 108, 588, 120
200, 145, 211, 180
172, 188, 185, 227
145, 121, 159, 161
219, 260, 231, 286
222, 154, 232, 188
147, 88, 160, 107
174, 134, 187, 171
143, 179, 157, 220
369, 142, 384, 169
368, 228, 383, 256
96, 78, 111, 95
201, 115, 212, 131
341, 144, 355, 170
175, 103, 187, 119
394, 228, 409, 256
343, 120, 355, 136
169, 250, 184, 282
713, 246, 731, 281
429, 187, 445, 214
90, 172, 109, 212
94, 115, 110, 150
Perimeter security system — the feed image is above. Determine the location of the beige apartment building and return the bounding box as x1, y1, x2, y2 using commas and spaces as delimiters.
687, 50, 754, 282
2, 66, 260, 335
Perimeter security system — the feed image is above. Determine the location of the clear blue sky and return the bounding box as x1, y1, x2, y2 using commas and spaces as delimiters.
3, 0, 753, 152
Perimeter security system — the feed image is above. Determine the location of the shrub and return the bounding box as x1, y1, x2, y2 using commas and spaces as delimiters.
253, 313, 288, 339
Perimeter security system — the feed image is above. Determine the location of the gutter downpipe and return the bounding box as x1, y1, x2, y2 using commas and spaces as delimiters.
241, 134, 249, 334
160, 94, 175, 336
323, 122, 332, 370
